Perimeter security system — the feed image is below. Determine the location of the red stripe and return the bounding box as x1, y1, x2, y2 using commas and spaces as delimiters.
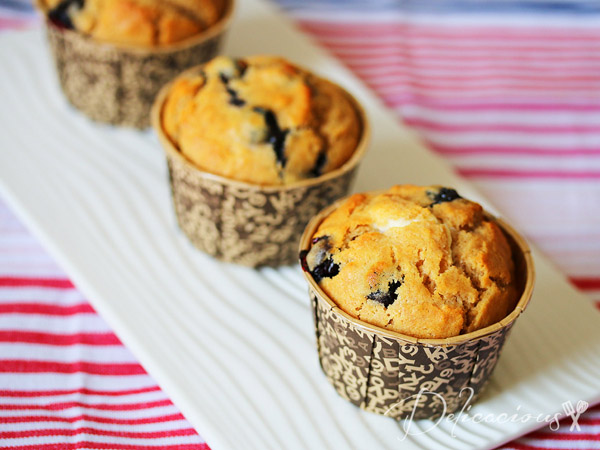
385, 94, 600, 108
371, 77, 600, 90
351, 60, 600, 75
311, 29, 600, 44
0, 331, 122, 346
406, 119, 600, 135
570, 277, 600, 290
0, 303, 94, 315
0, 17, 35, 30
350, 63, 600, 82
326, 41, 600, 55
365, 84, 600, 97
331, 46, 600, 58
508, 444, 599, 450
528, 431, 600, 440
0, 277, 74, 289
0, 427, 198, 439
1, 399, 172, 411
366, 79, 600, 92
0, 360, 146, 376
578, 417, 600, 425
349, 60, 600, 74
429, 144, 600, 157
313, 38, 600, 53
333, 51, 600, 66
458, 168, 600, 180
396, 100, 600, 112
331, 50, 600, 65
5, 443, 208, 450
298, 21, 600, 40
0, 386, 161, 397
0, 413, 186, 426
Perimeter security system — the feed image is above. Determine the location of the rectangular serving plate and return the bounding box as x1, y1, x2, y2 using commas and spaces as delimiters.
1, 1, 600, 449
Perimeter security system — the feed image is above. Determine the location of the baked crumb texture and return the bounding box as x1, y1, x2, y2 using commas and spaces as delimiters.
305, 185, 518, 339
43, 0, 224, 46
162, 55, 361, 186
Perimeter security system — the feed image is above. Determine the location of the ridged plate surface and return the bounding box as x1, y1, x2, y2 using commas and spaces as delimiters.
1, 1, 600, 449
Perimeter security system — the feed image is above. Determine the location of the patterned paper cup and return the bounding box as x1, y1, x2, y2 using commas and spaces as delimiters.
151, 67, 370, 267
299, 200, 535, 420
36, 0, 235, 129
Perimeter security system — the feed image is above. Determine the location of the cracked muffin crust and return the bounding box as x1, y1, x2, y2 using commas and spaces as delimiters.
161, 55, 362, 186
302, 185, 518, 339
40, 0, 224, 46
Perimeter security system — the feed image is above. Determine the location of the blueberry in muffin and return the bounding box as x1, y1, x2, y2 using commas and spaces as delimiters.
47, 0, 82, 29
301, 185, 519, 339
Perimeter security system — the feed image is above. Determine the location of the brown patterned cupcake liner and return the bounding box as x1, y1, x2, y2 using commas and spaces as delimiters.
300, 199, 535, 420
152, 66, 370, 267
37, 0, 235, 129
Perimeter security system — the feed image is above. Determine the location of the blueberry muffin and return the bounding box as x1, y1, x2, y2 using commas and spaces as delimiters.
302, 185, 519, 339
40, 0, 224, 46
161, 55, 362, 186
36, 0, 232, 127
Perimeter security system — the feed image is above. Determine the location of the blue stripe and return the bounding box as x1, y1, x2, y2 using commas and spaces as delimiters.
1, 0, 599, 17
274, 0, 600, 15
0, 0, 35, 13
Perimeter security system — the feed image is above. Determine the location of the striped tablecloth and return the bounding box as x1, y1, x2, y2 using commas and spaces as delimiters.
1, 0, 599, 449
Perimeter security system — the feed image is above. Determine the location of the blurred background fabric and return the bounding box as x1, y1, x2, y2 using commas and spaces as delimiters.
0, 0, 599, 449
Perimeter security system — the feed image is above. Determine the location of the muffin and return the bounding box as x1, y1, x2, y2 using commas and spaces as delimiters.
299, 186, 534, 419
152, 56, 369, 266
303, 185, 518, 339
41, 0, 223, 46
161, 55, 362, 185
36, 0, 234, 128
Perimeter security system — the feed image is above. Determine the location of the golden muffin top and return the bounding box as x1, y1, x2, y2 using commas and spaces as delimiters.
302, 185, 518, 339
41, 0, 224, 46
161, 55, 363, 186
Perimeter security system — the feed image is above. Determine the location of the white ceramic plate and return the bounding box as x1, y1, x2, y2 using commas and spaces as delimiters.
1, 1, 600, 449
